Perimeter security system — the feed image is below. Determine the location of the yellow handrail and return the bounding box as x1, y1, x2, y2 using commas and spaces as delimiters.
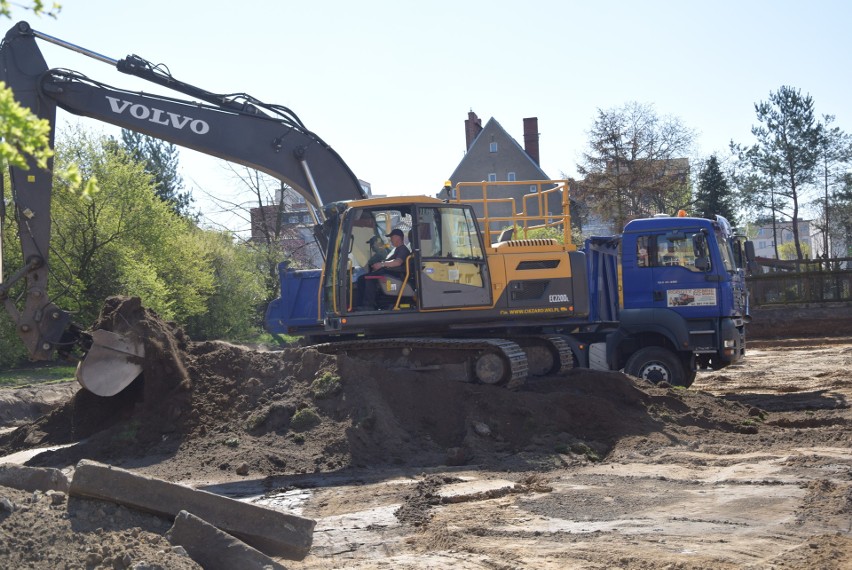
450, 180, 573, 245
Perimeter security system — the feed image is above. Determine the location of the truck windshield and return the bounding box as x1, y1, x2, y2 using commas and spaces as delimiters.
715, 229, 737, 273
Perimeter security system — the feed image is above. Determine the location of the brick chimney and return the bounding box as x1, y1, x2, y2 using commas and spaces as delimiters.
523, 117, 540, 165
465, 110, 483, 150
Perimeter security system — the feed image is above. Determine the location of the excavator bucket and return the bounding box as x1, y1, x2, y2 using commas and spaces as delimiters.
76, 329, 145, 397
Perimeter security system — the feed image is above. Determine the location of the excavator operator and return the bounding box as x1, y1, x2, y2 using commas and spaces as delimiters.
355, 229, 410, 310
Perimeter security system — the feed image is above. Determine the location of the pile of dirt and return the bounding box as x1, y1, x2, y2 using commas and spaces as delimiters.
3, 297, 849, 568
1, 296, 764, 485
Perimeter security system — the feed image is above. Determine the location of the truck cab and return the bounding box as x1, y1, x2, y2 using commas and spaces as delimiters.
612, 216, 747, 374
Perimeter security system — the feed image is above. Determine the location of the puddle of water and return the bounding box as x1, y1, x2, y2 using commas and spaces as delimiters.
250, 488, 313, 516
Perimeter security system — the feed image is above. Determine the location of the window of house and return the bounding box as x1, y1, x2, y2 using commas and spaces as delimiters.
508, 172, 516, 181
529, 185, 537, 193
489, 142, 498, 153
488, 173, 497, 182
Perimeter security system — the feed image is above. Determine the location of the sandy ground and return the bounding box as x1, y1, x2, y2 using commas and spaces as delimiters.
0, 301, 850, 569
272, 338, 852, 569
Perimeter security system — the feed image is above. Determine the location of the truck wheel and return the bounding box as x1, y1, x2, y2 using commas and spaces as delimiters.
680, 367, 697, 388
624, 347, 688, 387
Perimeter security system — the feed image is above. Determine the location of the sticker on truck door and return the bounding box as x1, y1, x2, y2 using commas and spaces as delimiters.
667, 288, 717, 307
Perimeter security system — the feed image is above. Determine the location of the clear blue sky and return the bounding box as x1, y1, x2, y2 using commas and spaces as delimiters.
6, 0, 851, 229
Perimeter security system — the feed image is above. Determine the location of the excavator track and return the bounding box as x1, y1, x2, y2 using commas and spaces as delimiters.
313, 337, 528, 389
512, 334, 575, 376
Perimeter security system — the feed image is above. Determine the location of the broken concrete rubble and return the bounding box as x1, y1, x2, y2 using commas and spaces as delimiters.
0, 463, 70, 493
69, 459, 315, 559
167, 510, 287, 570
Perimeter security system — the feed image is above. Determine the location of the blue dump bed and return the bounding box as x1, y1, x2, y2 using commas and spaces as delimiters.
264, 266, 322, 334
584, 237, 621, 323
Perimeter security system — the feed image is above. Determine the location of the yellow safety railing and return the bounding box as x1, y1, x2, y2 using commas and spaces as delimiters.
450, 180, 572, 245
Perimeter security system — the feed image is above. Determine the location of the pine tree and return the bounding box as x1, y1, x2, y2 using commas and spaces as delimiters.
731, 86, 822, 260
121, 129, 194, 218
694, 155, 737, 227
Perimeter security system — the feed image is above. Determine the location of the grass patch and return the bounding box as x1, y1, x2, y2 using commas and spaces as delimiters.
113, 420, 141, 445
0, 364, 77, 388
570, 442, 601, 462
290, 407, 321, 431
228, 331, 298, 348
311, 372, 342, 399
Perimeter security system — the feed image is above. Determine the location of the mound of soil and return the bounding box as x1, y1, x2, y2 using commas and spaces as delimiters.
4, 297, 851, 569
1, 296, 762, 484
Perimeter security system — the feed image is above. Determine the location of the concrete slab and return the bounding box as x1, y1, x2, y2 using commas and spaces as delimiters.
167, 510, 286, 570
0, 463, 70, 493
439, 478, 517, 504
70, 460, 315, 559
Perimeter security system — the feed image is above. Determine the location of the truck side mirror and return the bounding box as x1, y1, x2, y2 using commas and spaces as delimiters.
692, 232, 711, 272
745, 240, 759, 274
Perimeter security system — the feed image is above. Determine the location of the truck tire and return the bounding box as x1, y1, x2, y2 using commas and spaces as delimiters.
624, 347, 690, 387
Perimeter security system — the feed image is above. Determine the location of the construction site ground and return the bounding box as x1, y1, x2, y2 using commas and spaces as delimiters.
1, 299, 851, 569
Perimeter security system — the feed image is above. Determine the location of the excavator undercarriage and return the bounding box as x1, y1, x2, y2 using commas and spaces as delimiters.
313, 334, 575, 390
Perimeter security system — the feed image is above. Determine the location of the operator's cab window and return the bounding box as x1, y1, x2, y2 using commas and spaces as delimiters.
637, 234, 702, 272
636, 236, 650, 267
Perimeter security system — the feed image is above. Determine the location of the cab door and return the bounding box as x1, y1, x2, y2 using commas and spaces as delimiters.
415, 206, 492, 309
651, 230, 720, 313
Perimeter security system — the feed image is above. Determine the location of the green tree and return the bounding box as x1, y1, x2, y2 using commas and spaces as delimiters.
576, 102, 694, 231
0, 2, 62, 173
46, 129, 269, 348
183, 231, 266, 340
777, 240, 810, 261
832, 172, 852, 257
694, 155, 738, 226
203, 164, 319, 305
0, 193, 27, 367
119, 130, 194, 218
0, 1, 60, 19
813, 115, 852, 257
49, 129, 214, 325
732, 86, 823, 261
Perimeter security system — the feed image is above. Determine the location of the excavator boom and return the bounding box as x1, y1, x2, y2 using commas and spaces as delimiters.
0, 21, 365, 395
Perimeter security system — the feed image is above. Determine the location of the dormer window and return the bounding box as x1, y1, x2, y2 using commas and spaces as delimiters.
488, 173, 497, 182
489, 142, 498, 153
508, 172, 516, 182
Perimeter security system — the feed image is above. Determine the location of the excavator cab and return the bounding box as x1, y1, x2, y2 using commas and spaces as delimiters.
327, 199, 492, 317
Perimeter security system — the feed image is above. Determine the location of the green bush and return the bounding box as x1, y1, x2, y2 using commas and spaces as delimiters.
290, 407, 321, 431
311, 371, 342, 399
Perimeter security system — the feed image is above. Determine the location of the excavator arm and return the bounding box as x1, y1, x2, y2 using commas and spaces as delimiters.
2, 21, 364, 209
0, 21, 365, 394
